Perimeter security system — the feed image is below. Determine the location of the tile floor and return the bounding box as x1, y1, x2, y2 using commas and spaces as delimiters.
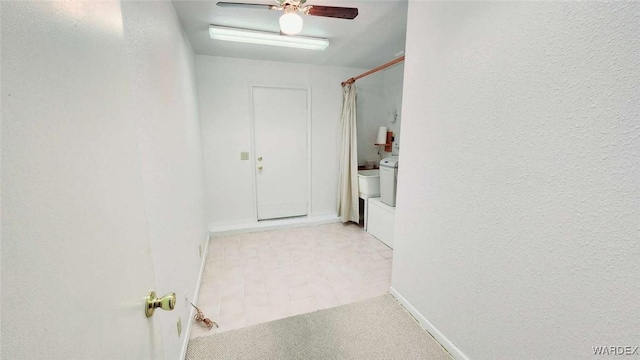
189, 222, 393, 338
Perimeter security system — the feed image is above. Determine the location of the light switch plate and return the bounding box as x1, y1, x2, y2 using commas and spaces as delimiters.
240, 152, 249, 160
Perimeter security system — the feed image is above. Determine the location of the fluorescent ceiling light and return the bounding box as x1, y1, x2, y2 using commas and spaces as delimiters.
209, 25, 329, 51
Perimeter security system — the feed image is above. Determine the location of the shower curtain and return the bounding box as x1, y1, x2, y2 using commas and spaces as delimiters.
337, 83, 359, 223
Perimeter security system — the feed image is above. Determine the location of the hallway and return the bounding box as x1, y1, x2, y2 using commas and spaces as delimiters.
3, 1, 638, 358
190, 223, 393, 338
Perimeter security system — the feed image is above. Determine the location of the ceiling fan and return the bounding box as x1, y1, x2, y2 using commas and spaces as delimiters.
216, 0, 359, 35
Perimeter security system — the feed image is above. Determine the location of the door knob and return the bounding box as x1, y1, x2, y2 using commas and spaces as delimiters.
145, 291, 176, 317
257, 156, 263, 161
257, 165, 263, 170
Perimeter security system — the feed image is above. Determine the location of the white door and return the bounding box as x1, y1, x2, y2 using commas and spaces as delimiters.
252, 86, 309, 220
1, 2, 162, 358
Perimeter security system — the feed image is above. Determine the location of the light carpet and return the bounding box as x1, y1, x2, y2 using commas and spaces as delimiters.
186, 295, 453, 360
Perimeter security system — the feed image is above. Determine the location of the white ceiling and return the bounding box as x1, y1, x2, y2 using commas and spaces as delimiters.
172, 0, 408, 69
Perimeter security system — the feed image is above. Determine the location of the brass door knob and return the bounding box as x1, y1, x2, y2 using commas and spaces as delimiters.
145, 291, 176, 317
258, 165, 263, 170
257, 156, 263, 161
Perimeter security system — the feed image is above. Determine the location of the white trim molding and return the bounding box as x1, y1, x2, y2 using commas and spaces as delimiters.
180, 234, 211, 360
390, 287, 470, 360
209, 213, 340, 237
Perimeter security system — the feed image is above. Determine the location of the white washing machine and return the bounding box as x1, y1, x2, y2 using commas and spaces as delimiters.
379, 156, 399, 207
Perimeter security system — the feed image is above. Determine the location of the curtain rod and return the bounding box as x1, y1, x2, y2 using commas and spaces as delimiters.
341, 56, 405, 87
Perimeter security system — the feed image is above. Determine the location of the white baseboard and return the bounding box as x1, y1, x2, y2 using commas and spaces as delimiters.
209, 214, 341, 237
179, 233, 210, 360
390, 287, 469, 360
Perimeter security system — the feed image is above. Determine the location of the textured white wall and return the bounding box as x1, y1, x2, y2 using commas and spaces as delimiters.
195, 56, 367, 227
356, 63, 405, 165
383, 63, 404, 153
356, 76, 386, 166
393, 2, 640, 360
120, 2, 208, 359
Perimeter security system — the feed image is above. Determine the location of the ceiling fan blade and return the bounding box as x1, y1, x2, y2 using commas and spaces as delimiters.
216, 2, 276, 11
307, 6, 358, 20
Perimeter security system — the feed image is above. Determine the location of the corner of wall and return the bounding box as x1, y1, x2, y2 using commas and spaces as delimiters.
390, 287, 469, 360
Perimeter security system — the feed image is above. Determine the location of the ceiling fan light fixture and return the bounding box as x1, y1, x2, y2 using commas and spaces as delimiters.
279, 12, 303, 35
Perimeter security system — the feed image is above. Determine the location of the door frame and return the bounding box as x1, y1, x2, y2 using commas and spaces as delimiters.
248, 83, 312, 221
